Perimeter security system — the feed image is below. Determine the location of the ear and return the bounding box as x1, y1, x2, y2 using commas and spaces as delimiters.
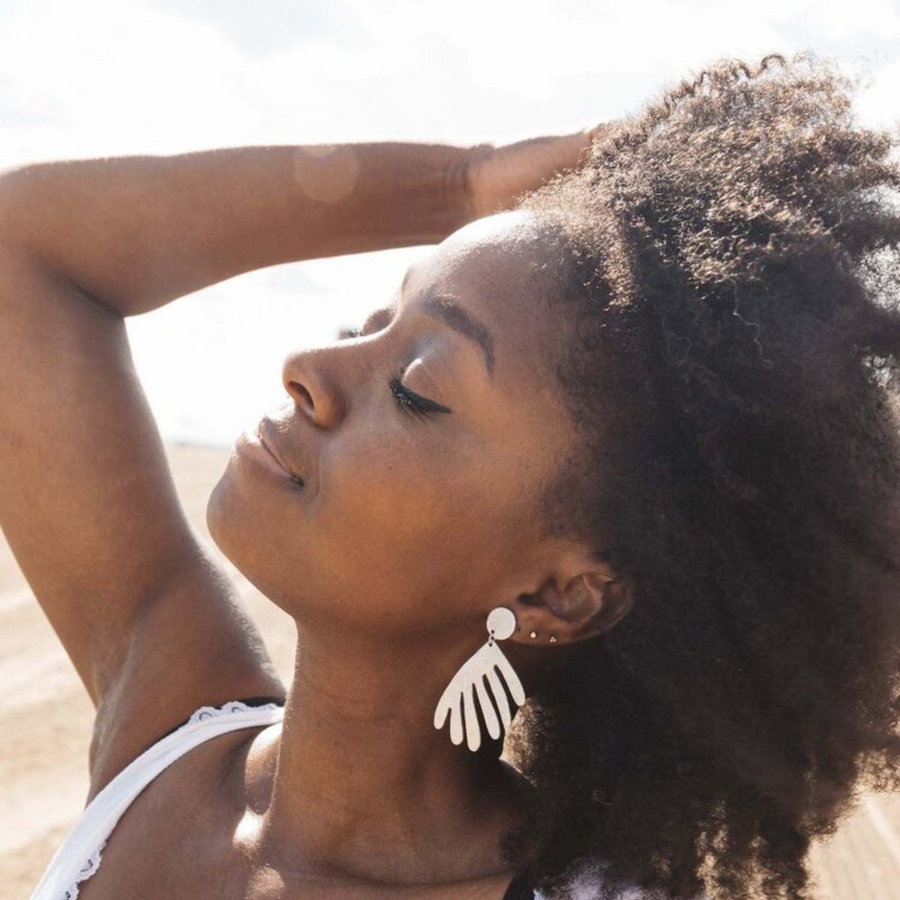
509, 553, 634, 647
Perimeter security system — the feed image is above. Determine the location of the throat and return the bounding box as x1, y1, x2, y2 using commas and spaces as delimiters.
230, 632, 537, 886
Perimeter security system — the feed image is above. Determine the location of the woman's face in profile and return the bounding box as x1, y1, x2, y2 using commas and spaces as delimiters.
208, 211, 581, 638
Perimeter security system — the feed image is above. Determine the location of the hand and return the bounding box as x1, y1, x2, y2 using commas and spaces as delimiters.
464, 124, 608, 220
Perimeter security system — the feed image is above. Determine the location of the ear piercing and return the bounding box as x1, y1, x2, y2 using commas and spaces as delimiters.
528, 630, 558, 643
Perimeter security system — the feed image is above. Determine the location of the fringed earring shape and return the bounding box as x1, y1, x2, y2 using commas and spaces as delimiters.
434, 606, 526, 752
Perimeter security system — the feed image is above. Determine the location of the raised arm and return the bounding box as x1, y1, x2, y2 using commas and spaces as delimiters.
0, 142, 480, 789
0, 131, 598, 795
0, 142, 475, 317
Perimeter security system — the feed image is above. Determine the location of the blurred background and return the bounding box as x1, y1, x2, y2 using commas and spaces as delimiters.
0, 0, 897, 447
1, 2, 899, 898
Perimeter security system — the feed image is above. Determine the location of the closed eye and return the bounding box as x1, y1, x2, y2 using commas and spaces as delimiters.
349, 300, 454, 418
389, 371, 452, 417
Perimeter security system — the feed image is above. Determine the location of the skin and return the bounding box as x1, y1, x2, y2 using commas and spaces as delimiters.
205, 211, 633, 894
0, 134, 623, 899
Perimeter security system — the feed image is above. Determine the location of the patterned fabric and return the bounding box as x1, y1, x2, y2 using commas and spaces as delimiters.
532, 858, 710, 900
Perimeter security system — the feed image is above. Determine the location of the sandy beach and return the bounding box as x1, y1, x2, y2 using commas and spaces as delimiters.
2, 442, 899, 899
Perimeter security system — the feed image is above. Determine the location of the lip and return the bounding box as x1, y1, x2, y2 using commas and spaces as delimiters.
233, 426, 303, 485
257, 419, 305, 485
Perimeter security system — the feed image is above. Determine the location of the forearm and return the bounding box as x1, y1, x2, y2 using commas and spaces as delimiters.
0, 142, 475, 317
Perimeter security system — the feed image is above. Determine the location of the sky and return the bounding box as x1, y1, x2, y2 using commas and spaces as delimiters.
1, 0, 898, 446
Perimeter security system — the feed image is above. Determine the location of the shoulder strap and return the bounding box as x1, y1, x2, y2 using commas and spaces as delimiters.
140, 694, 286, 754
29, 699, 285, 900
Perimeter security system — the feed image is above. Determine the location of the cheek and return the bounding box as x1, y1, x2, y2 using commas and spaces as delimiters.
317, 430, 475, 553
314, 427, 536, 586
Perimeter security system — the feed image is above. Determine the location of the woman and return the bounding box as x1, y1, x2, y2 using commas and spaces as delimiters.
5, 51, 900, 900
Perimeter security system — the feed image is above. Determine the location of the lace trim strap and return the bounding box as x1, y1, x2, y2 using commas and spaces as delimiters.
31, 697, 284, 900
139, 694, 286, 757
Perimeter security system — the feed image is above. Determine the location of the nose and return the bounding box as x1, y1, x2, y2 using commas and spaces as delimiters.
281, 348, 347, 429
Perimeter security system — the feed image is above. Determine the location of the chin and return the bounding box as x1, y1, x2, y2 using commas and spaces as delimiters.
206, 463, 236, 556
205, 467, 275, 595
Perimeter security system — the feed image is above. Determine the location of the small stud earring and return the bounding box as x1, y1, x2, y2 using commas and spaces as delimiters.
549, 635, 558, 643
529, 630, 538, 639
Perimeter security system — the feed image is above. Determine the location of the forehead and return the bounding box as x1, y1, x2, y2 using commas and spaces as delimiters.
404, 212, 566, 371
417, 211, 556, 294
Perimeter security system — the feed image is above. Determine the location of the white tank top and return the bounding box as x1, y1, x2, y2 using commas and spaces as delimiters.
29, 699, 285, 900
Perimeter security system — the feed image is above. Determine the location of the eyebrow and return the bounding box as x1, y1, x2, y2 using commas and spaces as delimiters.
400, 269, 496, 378
420, 294, 495, 378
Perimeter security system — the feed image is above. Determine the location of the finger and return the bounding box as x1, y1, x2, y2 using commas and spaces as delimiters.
450, 695, 465, 746
434, 698, 450, 731
497, 653, 527, 706
433, 677, 458, 730
475, 675, 501, 740
463, 683, 482, 752
486, 666, 512, 728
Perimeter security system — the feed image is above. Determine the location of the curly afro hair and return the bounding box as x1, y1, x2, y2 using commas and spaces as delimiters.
501, 52, 900, 900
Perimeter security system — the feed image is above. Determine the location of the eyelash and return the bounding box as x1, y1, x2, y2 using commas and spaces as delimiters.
388, 369, 452, 419
345, 323, 452, 419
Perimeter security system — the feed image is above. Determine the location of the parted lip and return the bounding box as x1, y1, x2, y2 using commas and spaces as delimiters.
257, 419, 304, 484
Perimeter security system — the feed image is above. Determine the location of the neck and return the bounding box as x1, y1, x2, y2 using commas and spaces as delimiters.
246, 621, 533, 885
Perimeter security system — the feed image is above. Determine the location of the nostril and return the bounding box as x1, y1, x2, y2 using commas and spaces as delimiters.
290, 381, 314, 410
282, 365, 345, 429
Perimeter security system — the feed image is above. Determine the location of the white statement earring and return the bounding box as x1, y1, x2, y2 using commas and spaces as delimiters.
433, 606, 526, 752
